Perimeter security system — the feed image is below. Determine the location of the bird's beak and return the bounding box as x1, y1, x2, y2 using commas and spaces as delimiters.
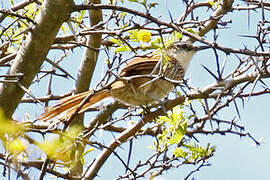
196, 45, 210, 51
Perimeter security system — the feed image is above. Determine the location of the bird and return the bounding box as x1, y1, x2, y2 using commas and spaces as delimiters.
37, 41, 209, 122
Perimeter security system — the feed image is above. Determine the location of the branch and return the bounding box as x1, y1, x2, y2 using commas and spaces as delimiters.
197, 0, 234, 37
0, 0, 74, 118
188, 69, 270, 99
75, 0, 103, 94
0, 0, 42, 23
69, 0, 103, 176
83, 66, 270, 179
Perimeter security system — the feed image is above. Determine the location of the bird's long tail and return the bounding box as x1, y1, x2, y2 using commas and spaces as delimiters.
37, 89, 111, 122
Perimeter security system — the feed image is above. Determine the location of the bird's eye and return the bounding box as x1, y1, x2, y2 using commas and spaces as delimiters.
177, 43, 193, 51
180, 44, 188, 49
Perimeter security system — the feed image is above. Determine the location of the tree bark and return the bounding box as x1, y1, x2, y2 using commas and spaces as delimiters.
0, 0, 74, 118
70, 0, 103, 176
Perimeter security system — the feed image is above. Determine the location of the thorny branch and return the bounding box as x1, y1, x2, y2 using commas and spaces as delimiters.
0, 0, 269, 179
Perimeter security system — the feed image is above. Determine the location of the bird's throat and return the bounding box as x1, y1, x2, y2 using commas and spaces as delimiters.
174, 50, 195, 72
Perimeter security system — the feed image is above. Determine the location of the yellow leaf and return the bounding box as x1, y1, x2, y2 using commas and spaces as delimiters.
0, 109, 23, 136
8, 139, 26, 154
114, 46, 130, 52
185, 28, 199, 35
109, 38, 122, 45
208, 0, 215, 6
81, 147, 95, 164
38, 138, 71, 162
173, 147, 187, 158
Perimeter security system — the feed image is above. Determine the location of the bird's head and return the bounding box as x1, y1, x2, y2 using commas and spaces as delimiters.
166, 41, 209, 71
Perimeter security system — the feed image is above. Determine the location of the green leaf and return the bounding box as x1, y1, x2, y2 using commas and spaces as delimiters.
114, 45, 131, 52
150, 31, 183, 51
208, 0, 215, 6
185, 28, 199, 35
109, 38, 123, 45
82, 148, 95, 157
61, 24, 68, 34
167, 128, 184, 144
10, 0, 14, 5
119, 12, 127, 19
173, 147, 187, 158
76, 10, 85, 25
182, 142, 215, 163
129, 29, 139, 42
156, 115, 170, 124
128, 0, 140, 2
121, 23, 129, 29
172, 31, 182, 41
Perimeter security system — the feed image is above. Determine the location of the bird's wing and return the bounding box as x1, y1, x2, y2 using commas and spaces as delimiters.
120, 56, 161, 76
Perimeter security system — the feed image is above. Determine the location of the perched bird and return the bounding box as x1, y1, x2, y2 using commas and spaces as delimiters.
37, 41, 209, 122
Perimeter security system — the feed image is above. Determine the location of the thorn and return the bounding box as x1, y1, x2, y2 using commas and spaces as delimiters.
212, 48, 222, 81
168, 10, 174, 23
231, 93, 241, 120
248, 74, 261, 101
126, 140, 133, 173
201, 64, 218, 81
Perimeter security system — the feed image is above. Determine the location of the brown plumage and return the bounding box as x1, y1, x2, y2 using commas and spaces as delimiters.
37, 42, 205, 122
37, 90, 111, 121
37, 56, 161, 122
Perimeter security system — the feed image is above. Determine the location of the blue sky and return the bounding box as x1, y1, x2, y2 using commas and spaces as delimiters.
2, 0, 270, 179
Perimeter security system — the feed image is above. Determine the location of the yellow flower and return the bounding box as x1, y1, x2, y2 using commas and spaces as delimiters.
138, 30, 151, 42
